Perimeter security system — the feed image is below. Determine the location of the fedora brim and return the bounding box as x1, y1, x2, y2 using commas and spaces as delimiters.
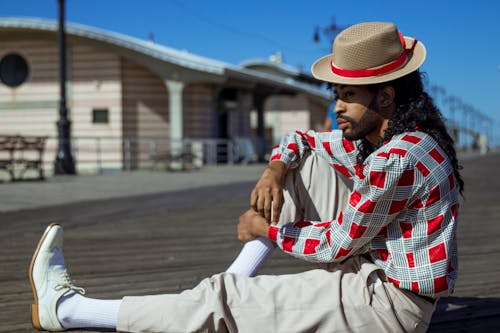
311, 37, 426, 85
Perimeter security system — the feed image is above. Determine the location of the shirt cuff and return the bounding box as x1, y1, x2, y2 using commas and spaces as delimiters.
269, 145, 294, 165
268, 225, 279, 242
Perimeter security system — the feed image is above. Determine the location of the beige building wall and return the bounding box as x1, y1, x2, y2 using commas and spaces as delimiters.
121, 58, 169, 168
0, 40, 61, 176
183, 83, 215, 138
70, 44, 123, 171
0, 41, 127, 173
308, 97, 330, 132
0, 40, 59, 136
252, 94, 314, 145
121, 58, 169, 139
0, 28, 329, 173
227, 91, 253, 139
239, 92, 253, 137
70, 45, 122, 137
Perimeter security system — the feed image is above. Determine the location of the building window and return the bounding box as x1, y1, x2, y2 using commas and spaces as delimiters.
0, 53, 30, 88
92, 108, 109, 124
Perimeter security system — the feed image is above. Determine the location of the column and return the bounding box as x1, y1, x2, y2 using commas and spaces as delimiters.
253, 93, 268, 162
165, 80, 185, 170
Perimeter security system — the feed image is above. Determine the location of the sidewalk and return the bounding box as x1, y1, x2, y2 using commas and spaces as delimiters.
0, 150, 493, 213
0, 164, 266, 213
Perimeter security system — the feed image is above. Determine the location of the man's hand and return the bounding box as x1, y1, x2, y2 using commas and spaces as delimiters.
238, 209, 270, 243
250, 161, 286, 223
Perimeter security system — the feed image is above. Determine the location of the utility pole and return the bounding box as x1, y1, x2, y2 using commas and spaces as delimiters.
54, 0, 76, 175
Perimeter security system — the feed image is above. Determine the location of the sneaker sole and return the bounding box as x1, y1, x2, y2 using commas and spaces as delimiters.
29, 223, 60, 331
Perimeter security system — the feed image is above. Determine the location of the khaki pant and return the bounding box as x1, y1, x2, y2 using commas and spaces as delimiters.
117, 152, 436, 332
278, 151, 352, 224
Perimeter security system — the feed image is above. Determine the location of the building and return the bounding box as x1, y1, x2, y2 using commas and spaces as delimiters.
0, 17, 331, 174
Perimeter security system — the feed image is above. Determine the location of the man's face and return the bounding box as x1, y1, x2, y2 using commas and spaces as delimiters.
333, 85, 385, 141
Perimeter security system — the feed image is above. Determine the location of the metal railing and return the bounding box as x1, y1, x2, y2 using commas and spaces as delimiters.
39, 136, 258, 175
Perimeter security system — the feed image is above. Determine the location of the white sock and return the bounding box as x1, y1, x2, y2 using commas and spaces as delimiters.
226, 237, 274, 276
57, 292, 121, 330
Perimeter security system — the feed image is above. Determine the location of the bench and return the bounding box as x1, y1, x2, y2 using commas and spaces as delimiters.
0, 135, 47, 181
150, 151, 200, 170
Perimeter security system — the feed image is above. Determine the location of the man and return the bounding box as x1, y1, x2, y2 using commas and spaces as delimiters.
30, 22, 462, 332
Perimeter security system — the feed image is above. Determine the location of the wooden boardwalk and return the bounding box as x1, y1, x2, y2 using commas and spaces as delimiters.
1, 153, 499, 332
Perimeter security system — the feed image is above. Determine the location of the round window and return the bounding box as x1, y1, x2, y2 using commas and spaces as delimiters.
0, 53, 30, 88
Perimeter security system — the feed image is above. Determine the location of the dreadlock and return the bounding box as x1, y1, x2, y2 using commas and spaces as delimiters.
357, 70, 464, 195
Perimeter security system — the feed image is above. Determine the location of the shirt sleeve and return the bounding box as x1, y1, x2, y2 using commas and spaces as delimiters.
268, 151, 417, 263
269, 129, 358, 178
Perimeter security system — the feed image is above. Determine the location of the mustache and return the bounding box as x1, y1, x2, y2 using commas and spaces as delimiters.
337, 115, 356, 123
337, 96, 382, 124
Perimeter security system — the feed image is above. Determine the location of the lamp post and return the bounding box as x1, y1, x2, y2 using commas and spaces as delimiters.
54, 0, 76, 174
313, 17, 345, 45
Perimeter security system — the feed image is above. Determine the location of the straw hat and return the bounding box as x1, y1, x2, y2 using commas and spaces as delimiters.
311, 22, 426, 85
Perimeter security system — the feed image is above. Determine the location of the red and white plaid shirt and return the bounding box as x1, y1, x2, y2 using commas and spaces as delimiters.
268, 130, 459, 297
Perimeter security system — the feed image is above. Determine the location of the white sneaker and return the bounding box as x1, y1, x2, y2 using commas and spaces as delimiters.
29, 223, 85, 331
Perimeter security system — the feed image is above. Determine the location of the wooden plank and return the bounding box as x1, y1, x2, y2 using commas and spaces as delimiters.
1, 154, 500, 331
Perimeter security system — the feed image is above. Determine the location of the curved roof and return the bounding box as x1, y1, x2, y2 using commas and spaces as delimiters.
0, 17, 329, 99
0, 17, 229, 75
241, 59, 302, 76
240, 59, 321, 86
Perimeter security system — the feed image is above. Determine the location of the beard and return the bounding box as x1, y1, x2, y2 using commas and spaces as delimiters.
339, 99, 385, 141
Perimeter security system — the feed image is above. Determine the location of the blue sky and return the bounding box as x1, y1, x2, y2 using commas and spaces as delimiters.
2, 0, 500, 143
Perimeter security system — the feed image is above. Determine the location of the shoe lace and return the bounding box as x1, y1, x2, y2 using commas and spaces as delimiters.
54, 270, 86, 295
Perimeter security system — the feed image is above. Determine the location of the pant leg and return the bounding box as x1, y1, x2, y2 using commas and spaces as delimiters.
117, 153, 434, 332
117, 256, 433, 333
226, 151, 351, 277
277, 151, 352, 224
376, 280, 437, 333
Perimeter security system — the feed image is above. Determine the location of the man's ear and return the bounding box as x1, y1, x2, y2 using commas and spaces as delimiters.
378, 86, 395, 108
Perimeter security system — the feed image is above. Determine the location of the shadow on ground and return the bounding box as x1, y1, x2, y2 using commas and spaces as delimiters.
429, 296, 500, 332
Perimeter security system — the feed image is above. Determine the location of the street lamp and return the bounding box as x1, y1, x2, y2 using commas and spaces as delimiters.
313, 17, 346, 45
54, 0, 76, 174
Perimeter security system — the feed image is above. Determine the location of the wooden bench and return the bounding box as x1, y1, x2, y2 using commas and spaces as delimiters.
0, 135, 47, 181
150, 151, 200, 170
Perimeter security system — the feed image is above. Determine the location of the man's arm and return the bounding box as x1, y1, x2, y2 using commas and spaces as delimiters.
250, 161, 286, 223
240, 152, 415, 263
251, 130, 356, 222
